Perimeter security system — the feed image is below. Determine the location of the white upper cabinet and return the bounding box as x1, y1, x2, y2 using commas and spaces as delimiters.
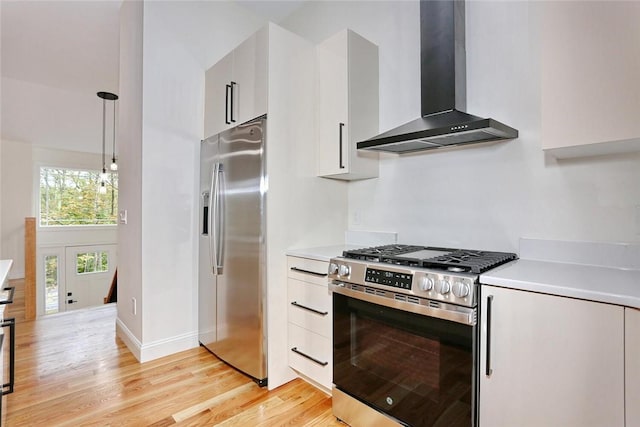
480, 285, 625, 427
204, 28, 268, 139
626, 308, 640, 427
316, 30, 379, 180
540, 1, 640, 158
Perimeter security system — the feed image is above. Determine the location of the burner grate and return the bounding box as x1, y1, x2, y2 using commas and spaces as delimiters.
422, 250, 517, 273
342, 245, 424, 262
343, 244, 517, 274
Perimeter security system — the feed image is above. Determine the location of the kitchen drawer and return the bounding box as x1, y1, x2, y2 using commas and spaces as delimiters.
288, 323, 332, 390
288, 278, 331, 337
287, 256, 329, 286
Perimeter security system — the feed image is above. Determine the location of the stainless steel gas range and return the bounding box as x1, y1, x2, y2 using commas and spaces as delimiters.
328, 244, 516, 427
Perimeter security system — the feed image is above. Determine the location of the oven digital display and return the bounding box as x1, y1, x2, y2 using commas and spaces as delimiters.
365, 268, 413, 290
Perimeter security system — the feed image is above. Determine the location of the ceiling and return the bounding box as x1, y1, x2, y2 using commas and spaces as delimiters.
0, 0, 306, 154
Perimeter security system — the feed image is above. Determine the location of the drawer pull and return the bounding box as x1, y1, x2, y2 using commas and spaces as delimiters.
0, 286, 15, 304
290, 267, 328, 278
291, 301, 328, 316
291, 347, 328, 366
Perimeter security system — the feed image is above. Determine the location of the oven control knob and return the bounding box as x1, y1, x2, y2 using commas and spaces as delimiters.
338, 264, 351, 277
328, 263, 339, 275
419, 277, 434, 291
436, 280, 451, 295
452, 281, 470, 298
435, 279, 451, 295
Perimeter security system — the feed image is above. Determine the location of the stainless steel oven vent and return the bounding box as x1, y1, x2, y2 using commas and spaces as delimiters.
428, 300, 441, 309
407, 296, 420, 305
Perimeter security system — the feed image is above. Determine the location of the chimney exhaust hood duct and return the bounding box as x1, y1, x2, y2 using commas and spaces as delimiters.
357, 0, 518, 154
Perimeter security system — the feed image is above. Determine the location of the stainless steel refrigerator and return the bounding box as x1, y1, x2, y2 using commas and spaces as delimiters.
198, 116, 267, 386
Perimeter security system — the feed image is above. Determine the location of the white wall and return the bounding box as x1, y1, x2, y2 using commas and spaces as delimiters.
0, 140, 33, 278
116, 0, 144, 349
0, 140, 2, 259
282, 0, 640, 252
0, 77, 109, 155
138, 1, 203, 359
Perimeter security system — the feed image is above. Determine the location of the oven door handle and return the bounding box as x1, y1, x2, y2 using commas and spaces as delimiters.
330, 283, 477, 326
486, 295, 494, 377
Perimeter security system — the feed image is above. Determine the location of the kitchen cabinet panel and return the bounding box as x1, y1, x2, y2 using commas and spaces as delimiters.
233, 29, 268, 129
627, 307, 640, 427
287, 278, 331, 336
287, 257, 329, 287
479, 285, 624, 427
204, 51, 233, 139
540, 1, 640, 158
286, 256, 332, 391
287, 323, 332, 391
204, 28, 267, 139
316, 29, 379, 180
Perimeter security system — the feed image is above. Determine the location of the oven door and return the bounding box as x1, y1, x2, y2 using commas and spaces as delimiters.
332, 286, 477, 427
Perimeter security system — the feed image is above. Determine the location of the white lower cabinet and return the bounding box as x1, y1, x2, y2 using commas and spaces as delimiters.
286, 256, 332, 391
627, 308, 640, 427
479, 285, 624, 427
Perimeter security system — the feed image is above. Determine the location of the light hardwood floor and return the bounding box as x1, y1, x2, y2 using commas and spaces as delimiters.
3, 293, 343, 426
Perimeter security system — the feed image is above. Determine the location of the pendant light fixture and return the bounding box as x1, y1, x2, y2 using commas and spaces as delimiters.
97, 91, 118, 195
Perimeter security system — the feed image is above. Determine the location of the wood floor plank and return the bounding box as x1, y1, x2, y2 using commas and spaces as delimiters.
5, 304, 344, 426
172, 381, 255, 422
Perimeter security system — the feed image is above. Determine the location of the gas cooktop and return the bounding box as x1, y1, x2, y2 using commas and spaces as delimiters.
342, 244, 517, 274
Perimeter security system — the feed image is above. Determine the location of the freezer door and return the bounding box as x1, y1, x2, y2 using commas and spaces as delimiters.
198, 135, 218, 348
210, 117, 267, 383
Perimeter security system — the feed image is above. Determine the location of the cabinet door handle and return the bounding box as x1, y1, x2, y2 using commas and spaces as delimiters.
291, 347, 328, 366
290, 267, 328, 278
230, 81, 237, 123
291, 301, 328, 316
225, 84, 231, 125
486, 295, 494, 377
339, 122, 345, 169
1, 317, 15, 395
0, 286, 15, 304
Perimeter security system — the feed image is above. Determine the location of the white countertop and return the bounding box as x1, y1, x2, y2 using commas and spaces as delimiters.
481, 241, 640, 309
286, 245, 360, 262
0, 260, 12, 285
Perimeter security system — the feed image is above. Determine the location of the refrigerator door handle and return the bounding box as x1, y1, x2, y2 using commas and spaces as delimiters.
216, 165, 226, 273
209, 163, 218, 275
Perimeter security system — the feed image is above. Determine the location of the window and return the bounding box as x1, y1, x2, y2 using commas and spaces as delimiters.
76, 251, 109, 275
45, 255, 59, 314
39, 167, 117, 226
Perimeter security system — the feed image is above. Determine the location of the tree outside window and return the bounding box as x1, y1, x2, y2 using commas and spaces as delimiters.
40, 167, 118, 226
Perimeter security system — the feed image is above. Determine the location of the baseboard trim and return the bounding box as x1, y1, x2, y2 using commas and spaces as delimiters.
116, 318, 199, 363
115, 317, 142, 360
139, 330, 199, 363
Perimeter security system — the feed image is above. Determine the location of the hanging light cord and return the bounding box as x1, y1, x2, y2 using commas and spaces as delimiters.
102, 97, 106, 174
111, 99, 116, 165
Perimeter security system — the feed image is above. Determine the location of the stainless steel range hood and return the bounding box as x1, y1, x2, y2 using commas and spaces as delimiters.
357, 0, 518, 154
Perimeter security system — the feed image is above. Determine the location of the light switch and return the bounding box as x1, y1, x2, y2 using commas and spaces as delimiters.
119, 209, 128, 224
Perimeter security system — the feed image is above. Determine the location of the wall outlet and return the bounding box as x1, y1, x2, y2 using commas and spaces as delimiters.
131, 297, 137, 315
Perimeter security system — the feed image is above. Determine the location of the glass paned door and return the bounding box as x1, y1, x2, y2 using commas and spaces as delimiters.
64, 244, 117, 310
44, 255, 60, 314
